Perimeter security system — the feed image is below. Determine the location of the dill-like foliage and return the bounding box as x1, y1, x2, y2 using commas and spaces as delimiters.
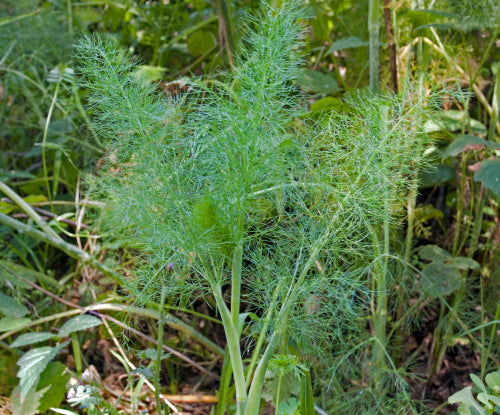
77, 2, 436, 412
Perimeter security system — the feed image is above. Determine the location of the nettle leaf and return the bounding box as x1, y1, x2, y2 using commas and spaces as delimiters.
16, 342, 68, 399
474, 159, 500, 198
0, 292, 29, 318
0, 317, 31, 333
420, 261, 462, 298
59, 314, 102, 337
10, 332, 56, 348
37, 362, 70, 412
10, 385, 50, 415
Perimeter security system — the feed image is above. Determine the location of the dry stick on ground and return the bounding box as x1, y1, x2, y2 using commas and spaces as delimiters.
0, 264, 220, 378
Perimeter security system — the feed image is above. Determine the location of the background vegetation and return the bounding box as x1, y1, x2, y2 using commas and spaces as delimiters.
0, 0, 499, 414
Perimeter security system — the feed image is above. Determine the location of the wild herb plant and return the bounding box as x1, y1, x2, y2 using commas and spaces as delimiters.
76, 2, 439, 413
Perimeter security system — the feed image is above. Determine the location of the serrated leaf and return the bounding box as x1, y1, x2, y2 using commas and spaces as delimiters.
421, 261, 462, 298
0, 293, 29, 318
278, 397, 300, 415
327, 36, 368, 54
0, 317, 31, 332
38, 362, 70, 412
474, 159, 500, 198
16, 342, 68, 399
10, 385, 50, 415
418, 245, 452, 262
10, 332, 55, 348
59, 314, 102, 337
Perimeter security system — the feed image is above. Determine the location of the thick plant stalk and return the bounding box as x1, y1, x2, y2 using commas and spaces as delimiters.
371, 200, 391, 388
155, 287, 167, 415
383, 0, 398, 93
212, 287, 247, 414
369, 0, 381, 90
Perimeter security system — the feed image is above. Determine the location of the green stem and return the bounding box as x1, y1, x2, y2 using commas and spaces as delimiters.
368, 0, 380, 91
275, 374, 283, 414
155, 287, 166, 415
0, 212, 122, 283
452, 156, 467, 256
212, 286, 247, 414
0, 182, 61, 241
231, 243, 243, 330
372, 205, 391, 383
42, 77, 62, 208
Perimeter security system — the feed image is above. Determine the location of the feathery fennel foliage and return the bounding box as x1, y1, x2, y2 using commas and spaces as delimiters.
77, 2, 435, 413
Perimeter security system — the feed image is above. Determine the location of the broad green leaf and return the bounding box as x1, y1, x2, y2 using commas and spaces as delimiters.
424, 111, 486, 134
443, 135, 492, 158
263, 370, 300, 405
477, 391, 500, 410
418, 245, 452, 262
448, 386, 488, 415
474, 159, 500, 198
419, 163, 456, 187
59, 314, 102, 337
303, 69, 339, 94
0, 201, 15, 214
187, 30, 217, 56
278, 397, 300, 415
9, 385, 49, 415
0, 293, 29, 318
17, 343, 68, 399
470, 374, 486, 392
485, 371, 500, 393
447, 257, 480, 271
327, 36, 368, 54
421, 261, 462, 298
38, 362, 70, 412
10, 332, 56, 348
0, 317, 31, 332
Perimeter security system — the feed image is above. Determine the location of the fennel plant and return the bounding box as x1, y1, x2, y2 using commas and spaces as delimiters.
77, 2, 435, 413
